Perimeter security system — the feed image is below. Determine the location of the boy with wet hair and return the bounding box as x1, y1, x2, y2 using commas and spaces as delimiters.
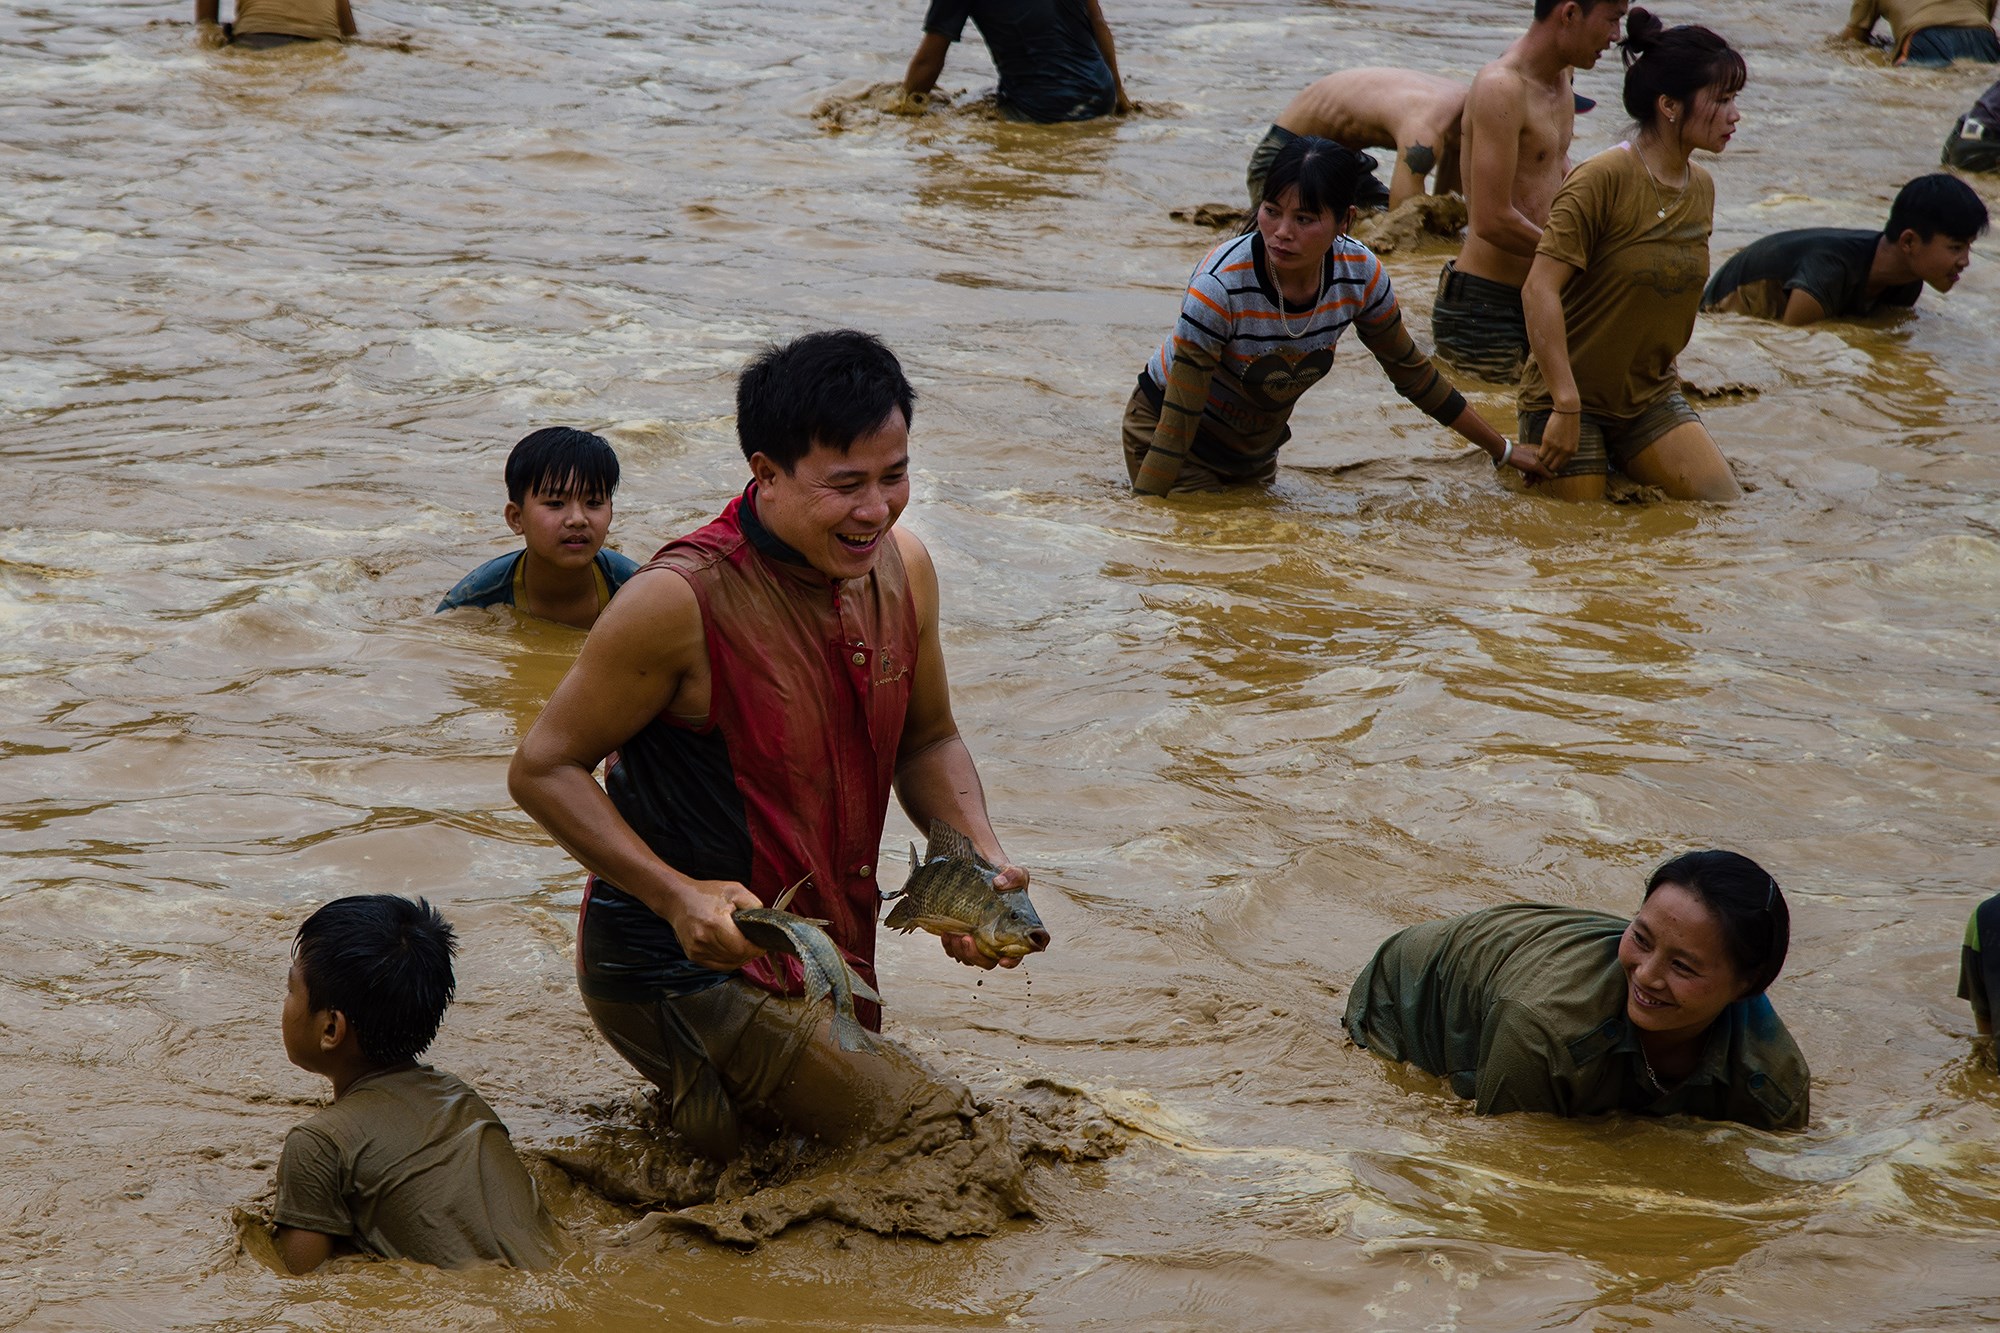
437, 426, 639, 630
273, 895, 563, 1272
1703, 173, 1989, 325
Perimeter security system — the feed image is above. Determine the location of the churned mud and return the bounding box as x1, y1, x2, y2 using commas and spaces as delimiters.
539, 1074, 1123, 1247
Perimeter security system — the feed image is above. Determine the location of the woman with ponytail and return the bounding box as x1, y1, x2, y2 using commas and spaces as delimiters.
1125, 134, 1548, 496
1517, 9, 1746, 502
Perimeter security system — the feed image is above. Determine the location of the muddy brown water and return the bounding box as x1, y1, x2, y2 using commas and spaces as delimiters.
5, 0, 2000, 1328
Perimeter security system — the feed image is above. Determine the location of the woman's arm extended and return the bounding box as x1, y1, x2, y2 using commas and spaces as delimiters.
1356, 304, 1549, 478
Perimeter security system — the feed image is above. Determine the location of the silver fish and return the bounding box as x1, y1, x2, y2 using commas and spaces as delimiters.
734, 886, 880, 1052
883, 820, 1050, 959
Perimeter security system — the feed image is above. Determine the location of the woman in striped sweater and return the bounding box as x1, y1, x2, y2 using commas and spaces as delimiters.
1125, 135, 1547, 496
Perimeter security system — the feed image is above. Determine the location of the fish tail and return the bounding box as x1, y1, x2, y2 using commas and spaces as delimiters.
883, 896, 917, 930
830, 1009, 874, 1053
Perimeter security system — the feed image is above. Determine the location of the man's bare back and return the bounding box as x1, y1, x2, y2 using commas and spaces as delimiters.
1276, 68, 1468, 207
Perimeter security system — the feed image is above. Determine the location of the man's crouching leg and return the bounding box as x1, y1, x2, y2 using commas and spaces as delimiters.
584, 979, 957, 1159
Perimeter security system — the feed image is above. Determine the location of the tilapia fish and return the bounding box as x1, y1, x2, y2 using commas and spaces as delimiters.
733, 897, 880, 1053
884, 821, 1051, 959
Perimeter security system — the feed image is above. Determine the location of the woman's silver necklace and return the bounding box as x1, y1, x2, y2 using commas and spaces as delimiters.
1276, 254, 1324, 338
1633, 142, 1685, 221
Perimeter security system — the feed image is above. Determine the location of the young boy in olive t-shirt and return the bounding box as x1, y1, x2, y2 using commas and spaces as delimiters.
272, 896, 564, 1272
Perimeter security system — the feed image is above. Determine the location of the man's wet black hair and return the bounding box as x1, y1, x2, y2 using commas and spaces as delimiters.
735, 329, 916, 472
1534, 0, 1622, 20
504, 427, 620, 506
1619, 8, 1747, 128
1253, 134, 1369, 223
1643, 850, 1790, 995
1885, 172, 1991, 243
295, 895, 458, 1065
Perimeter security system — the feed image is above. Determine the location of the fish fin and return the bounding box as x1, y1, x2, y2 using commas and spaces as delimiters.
771, 872, 811, 914
923, 819, 979, 864
830, 1012, 875, 1053
843, 963, 882, 1006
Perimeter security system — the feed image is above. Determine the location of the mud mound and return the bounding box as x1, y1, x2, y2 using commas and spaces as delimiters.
1352, 193, 1467, 254
1170, 202, 1248, 231
813, 82, 954, 132
545, 1074, 1122, 1248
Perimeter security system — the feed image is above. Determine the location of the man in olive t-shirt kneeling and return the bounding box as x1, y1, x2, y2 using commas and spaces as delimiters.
271, 896, 564, 1272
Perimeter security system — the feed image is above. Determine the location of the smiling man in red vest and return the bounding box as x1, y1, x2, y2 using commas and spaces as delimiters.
510, 330, 1029, 1158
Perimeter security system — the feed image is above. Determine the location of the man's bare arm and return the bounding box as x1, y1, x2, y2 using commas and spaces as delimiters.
273, 1226, 337, 1274
890, 530, 1026, 971
1083, 0, 1134, 114
1780, 288, 1829, 326
195, 0, 220, 22
337, 0, 356, 37
903, 32, 950, 97
508, 570, 762, 971
1464, 70, 1544, 259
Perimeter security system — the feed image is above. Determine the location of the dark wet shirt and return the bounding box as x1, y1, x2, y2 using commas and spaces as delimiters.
1343, 904, 1810, 1130
923, 0, 1115, 122
1703, 228, 1920, 321
435, 547, 639, 613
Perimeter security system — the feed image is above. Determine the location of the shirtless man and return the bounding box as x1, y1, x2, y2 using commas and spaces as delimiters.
1247, 68, 1467, 212
1430, 0, 1627, 384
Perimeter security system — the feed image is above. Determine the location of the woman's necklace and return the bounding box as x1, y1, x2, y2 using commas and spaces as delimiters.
1638, 1037, 1676, 1095
1276, 253, 1325, 339
1631, 140, 1686, 221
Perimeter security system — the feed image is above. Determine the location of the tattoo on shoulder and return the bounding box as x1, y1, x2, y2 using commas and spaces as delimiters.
1403, 143, 1438, 175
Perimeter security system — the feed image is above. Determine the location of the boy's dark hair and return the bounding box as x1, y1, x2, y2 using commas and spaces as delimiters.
1884, 173, 1991, 243
1534, 0, 1620, 21
1644, 850, 1790, 995
295, 895, 458, 1065
1253, 134, 1369, 223
504, 427, 620, 506
1619, 8, 1747, 128
735, 330, 916, 472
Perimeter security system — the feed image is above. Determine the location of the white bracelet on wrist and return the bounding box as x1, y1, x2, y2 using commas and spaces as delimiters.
1497, 439, 1514, 468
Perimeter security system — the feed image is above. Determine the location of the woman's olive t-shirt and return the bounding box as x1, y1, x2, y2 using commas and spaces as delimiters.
1519, 144, 1714, 422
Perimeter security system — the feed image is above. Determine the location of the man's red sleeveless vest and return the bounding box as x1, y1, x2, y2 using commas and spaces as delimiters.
643, 487, 916, 1017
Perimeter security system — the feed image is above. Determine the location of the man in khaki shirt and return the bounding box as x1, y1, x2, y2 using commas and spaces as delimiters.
195, 0, 355, 49
1843, 0, 1998, 65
